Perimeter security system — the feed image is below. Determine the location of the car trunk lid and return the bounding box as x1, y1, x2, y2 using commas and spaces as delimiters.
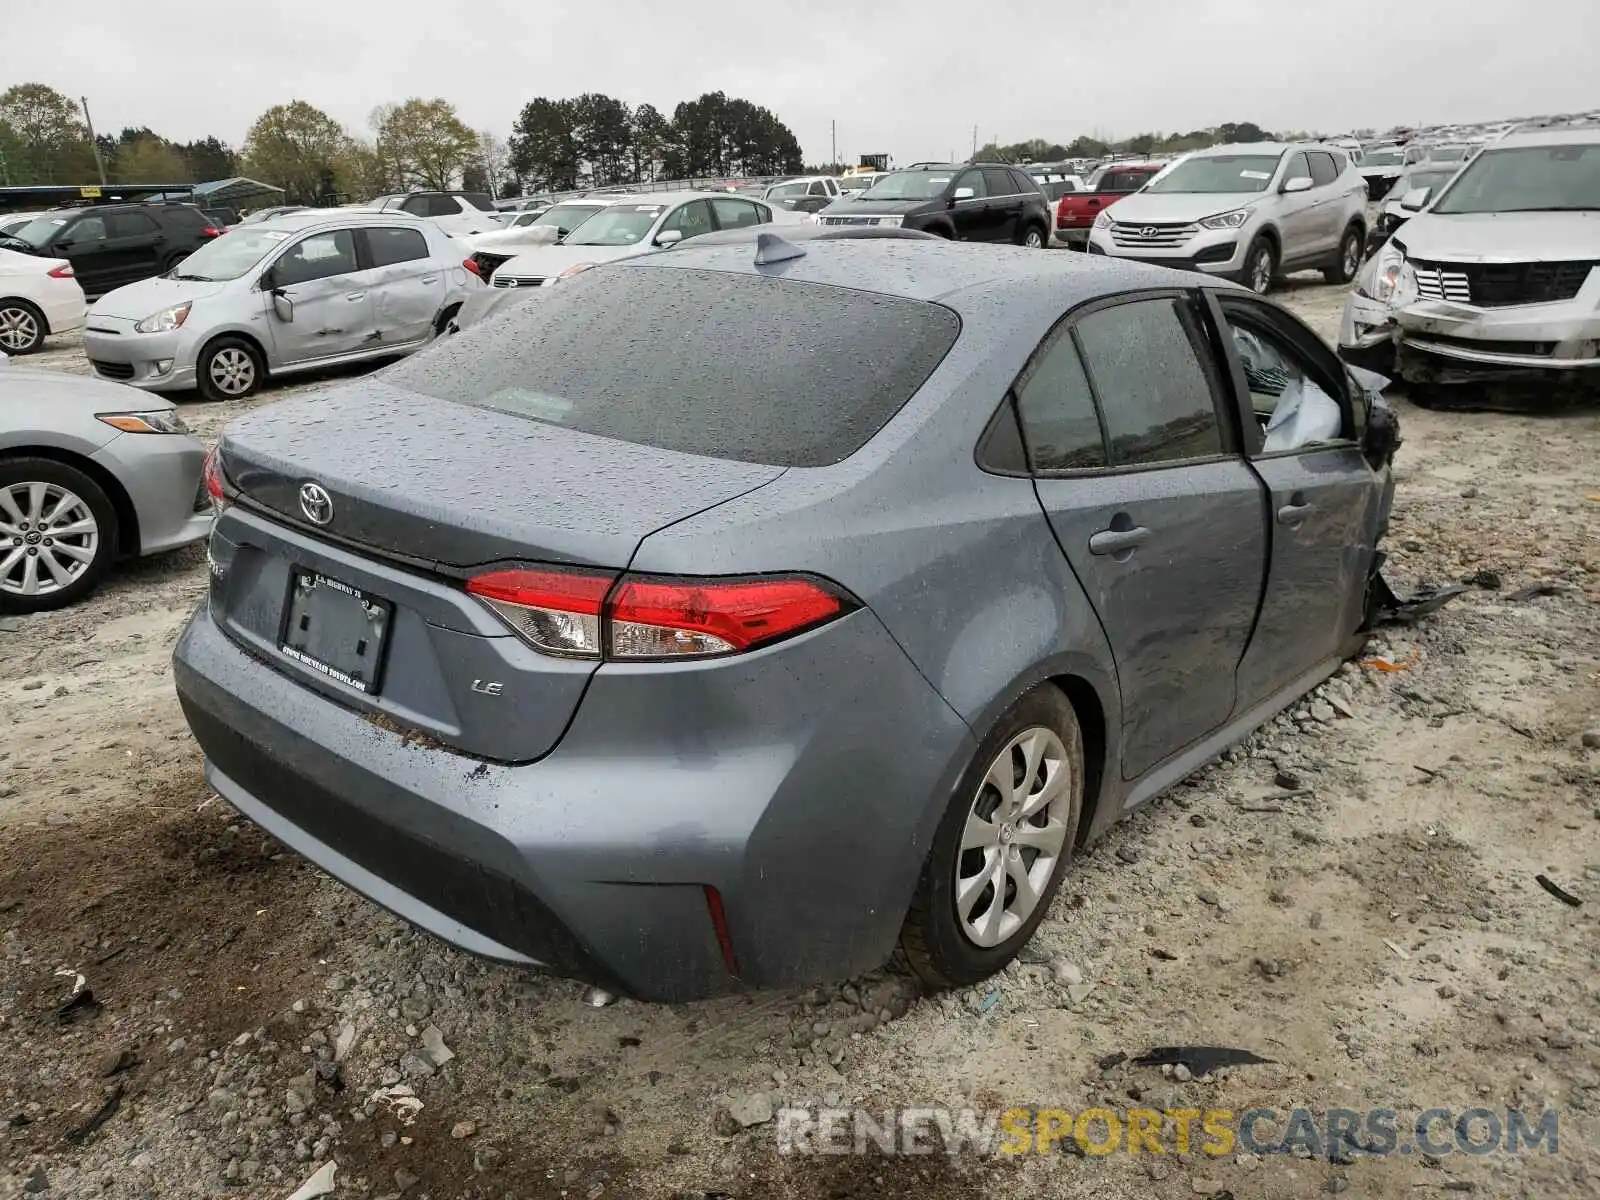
209, 378, 785, 762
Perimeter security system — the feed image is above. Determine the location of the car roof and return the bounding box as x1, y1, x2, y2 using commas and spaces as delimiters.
615, 236, 1235, 316
245, 209, 451, 234
1186, 142, 1295, 157
1489, 126, 1600, 150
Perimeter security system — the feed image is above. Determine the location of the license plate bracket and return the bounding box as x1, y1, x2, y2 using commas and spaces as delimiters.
279, 569, 392, 694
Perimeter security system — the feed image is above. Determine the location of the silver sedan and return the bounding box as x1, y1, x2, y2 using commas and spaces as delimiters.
0, 359, 210, 612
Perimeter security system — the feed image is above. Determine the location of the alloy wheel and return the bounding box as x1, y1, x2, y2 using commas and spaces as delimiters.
208, 347, 256, 396
1251, 248, 1273, 294
0, 481, 100, 598
1343, 237, 1361, 278
0, 306, 41, 353
954, 726, 1073, 947
1024, 229, 1044, 248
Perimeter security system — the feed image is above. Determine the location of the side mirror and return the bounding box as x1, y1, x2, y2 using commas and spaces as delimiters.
1400, 187, 1430, 212
1281, 176, 1314, 193
952, 186, 976, 201
270, 290, 294, 323
654, 229, 684, 248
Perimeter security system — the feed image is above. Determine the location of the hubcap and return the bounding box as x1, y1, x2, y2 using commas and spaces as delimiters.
208, 347, 255, 396
954, 726, 1072, 948
0, 307, 40, 351
0, 481, 99, 597
1344, 238, 1361, 276
1025, 230, 1043, 247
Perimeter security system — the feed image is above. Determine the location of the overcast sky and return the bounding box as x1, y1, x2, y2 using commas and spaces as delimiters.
4, 0, 1596, 165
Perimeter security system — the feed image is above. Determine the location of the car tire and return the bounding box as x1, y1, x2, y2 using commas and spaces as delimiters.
1241, 237, 1277, 295
1020, 224, 1046, 249
900, 684, 1085, 990
0, 456, 118, 614
1324, 226, 1364, 284
0, 298, 47, 355
196, 336, 263, 402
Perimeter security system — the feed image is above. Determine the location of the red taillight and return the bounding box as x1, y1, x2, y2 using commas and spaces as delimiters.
202, 446, 225, 503
463, 257, 482, 277
466, 568, 851, 660
47, 263, 75, 279
466, 568, 614, 657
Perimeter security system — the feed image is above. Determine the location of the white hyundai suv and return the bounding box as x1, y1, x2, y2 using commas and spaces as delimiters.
1087, 142, 1369, 294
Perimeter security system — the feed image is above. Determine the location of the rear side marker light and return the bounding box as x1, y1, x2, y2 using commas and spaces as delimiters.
202, 446, 227, 505
466, 569, 854, 660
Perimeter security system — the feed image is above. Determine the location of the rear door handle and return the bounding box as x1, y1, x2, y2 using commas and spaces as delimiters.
1277, 497, 1311, 524
1088, 526, 1151, 556
346, 292, 366, 301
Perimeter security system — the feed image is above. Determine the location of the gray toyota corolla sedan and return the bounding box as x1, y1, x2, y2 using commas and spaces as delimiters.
173, 235, 1401, 1001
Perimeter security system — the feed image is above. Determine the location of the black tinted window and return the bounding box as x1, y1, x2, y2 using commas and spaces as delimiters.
164, 206, 209, 229
427, 195, 458, 217
365, 226, 429, 266
460, 193, 495, 211
400, 196, 431, 216
984, 168, 1015, 196
384, 268, 961, 467
1074, 299, 1223, 467
1011, 170, 1044, 194
1308, 152, 1338, 187
1015, 331, 1107, 471
107, 211, 159, 238
273, 230, 359, 286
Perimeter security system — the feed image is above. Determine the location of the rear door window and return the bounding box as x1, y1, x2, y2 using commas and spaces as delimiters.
382, 267, 961, 467
1014, 330, 1107, 471
709, 198, 762, 230
107, 211, 160, 238
400, 196, 431, 217
427, 195, 459, 217
1073, 298, 1225, 467
983, 168, 1016, 196
364, 226, 429, 266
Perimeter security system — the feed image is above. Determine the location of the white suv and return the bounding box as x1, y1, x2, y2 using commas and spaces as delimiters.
1087, 142, 1369, 294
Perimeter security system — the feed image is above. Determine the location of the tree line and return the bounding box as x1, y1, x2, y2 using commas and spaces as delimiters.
0, 83, 806, 204
973, 122, 1296, 164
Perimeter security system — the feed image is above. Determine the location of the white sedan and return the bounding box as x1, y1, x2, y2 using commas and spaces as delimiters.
0, 246, 87, 356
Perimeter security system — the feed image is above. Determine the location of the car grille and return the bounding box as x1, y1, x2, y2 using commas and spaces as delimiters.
90, 360, 135, 380
821, 216, 886, 226
1109, 222, 1199, 249
1411, 258, 1599, 307
491, 274, 545, 289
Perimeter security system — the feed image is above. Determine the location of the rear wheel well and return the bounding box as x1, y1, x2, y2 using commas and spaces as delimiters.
0, 446, 139, 556
1048, 674, 1107, 847
0, 296, 49, 334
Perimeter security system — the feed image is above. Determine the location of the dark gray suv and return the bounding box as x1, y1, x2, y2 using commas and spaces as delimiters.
815, 163, 1054, 246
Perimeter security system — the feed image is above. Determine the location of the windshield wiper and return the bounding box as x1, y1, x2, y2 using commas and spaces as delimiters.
168, 272, 214, 281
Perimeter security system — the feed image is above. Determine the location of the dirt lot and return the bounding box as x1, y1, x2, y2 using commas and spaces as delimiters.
2, 279, 1598, 1200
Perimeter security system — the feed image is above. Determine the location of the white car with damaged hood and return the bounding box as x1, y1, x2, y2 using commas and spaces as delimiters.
488, 192, 776, 289
1339, 125, 1600, 397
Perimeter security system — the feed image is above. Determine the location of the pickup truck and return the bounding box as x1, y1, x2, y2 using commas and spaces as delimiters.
1052, 162, 1162, 248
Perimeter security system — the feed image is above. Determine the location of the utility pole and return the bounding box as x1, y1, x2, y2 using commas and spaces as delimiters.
971, 126, 978, 159
831, 120, 836, 171
80, 96, 108, 186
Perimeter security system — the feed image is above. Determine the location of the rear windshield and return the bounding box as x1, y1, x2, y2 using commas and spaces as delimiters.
383, 267, 961, 467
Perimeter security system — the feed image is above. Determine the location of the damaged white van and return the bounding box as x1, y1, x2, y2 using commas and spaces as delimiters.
1338, 123, 1600, 401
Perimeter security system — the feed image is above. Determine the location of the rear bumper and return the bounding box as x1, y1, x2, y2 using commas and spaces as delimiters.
172, 594, 974, 1002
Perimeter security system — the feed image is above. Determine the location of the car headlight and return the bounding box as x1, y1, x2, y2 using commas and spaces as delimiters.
1092, 210, 1113, 229
873, 215, 904, 228
1199, 208, 1251, 231
134, 302, 192, 334
1358, 244, 1407, 302
96, 410, 190, 435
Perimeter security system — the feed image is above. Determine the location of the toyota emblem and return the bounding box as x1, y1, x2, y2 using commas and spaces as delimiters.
1140, 226, 1159, 239
298, 482, 334, 526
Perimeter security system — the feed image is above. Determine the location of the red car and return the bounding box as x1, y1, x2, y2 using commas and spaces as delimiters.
1054, 163, 1162, 248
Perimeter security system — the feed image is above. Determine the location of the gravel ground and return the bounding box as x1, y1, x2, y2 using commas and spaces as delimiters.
2, 275, 1598, 1200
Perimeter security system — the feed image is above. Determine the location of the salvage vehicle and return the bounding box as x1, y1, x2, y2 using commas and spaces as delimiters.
1088, 142, 1369, 294
1339, 123, 1600, 397
462, 198, 618, 279
0, 203, 224, 299
1357, 144, 1424, 200
1, 367, 210, 612
488, 192, 774, 288
174, 235, 1402, 1002
1052, 162, 1162, 248
83, 210, 477, 400
0, 245, 86, 355
1364, 165, 1462, 254
815, 164, 1053, 247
